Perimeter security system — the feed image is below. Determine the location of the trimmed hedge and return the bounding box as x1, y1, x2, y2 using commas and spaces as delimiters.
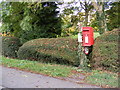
17, 38, 79, 66
1, 36, 21, 58
91, 29, 119, 72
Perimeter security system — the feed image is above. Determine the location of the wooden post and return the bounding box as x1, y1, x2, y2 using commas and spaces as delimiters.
77, 22, 89, 69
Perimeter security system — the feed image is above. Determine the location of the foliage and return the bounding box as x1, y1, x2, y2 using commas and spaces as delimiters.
1, 36, 21, 58
59, 1, 94, 37
106, 2, 120, 31
92, 1, 111, 34
91, 29, 119, 72
1, 2, 61, 43
1, 2, 24, 35
96, 11, 107, 34
79, 0, 94, 26
0, 31, 14, 36
90, 13, 99, 32
17, 38, 79, 66
58, 2, 79, 37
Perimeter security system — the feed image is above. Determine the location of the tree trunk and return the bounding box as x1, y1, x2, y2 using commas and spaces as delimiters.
92, 1, 108, 34
78, 44, 89, 69
85, 11, 89, 26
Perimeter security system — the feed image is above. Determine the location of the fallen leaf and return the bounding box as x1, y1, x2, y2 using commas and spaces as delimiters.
22, 75, 28, 77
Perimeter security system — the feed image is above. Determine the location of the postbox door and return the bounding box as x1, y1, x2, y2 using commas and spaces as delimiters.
82, 27, 94, 46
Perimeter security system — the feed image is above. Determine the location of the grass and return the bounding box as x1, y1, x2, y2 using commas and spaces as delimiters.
0, 56, 118, 88
0, 56, 76, 77
85, 70, 118, 88
94, 32, 101, 39
70, 32, 100, 39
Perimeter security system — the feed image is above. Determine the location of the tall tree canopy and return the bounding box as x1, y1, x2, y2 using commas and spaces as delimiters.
1, 2, 61, 43
106, 2, 120, 30
58, 1, 94, 36
78, 0, 93, 26
92, 0, 108, 34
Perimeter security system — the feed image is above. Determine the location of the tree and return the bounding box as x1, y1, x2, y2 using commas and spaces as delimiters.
1, 2, 61, 43
0, 2, 12, 33
58, 1, 91, 36
106, 2, 120, 30
78, 0, 94, 26
92, 0, 108, 34
58, 1, 78, 36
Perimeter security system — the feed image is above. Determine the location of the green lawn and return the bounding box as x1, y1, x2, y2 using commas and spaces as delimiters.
0, 56, 118, 88
1, 57, 76, 77
85, 70, 118, 88
70, 32, 100, 39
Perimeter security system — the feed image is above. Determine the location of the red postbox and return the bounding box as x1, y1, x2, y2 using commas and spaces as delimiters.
82, 27, 94, 54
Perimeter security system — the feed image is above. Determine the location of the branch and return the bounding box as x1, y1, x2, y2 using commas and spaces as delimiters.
80, 2, 85, 10
91, 1, 99, 11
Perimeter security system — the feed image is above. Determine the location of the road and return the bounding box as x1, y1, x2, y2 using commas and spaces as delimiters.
0, 66, 100, 88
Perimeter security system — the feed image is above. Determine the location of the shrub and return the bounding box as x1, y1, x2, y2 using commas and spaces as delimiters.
17, 38, 79, 66
91, 29, 119, 72
1, 36, 21, 58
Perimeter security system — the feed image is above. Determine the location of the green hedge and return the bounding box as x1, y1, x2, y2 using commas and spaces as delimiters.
1, 36, 21, 58
17, 38, 79, 66
91, 29, 119, 72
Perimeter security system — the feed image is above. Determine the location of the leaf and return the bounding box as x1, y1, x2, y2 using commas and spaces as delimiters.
22, 75, 28, 77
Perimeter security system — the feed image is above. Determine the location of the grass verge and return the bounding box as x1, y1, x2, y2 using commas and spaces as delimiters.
0, 56, 118, 88
0, 57, 76, 77
85, 70, 118, 88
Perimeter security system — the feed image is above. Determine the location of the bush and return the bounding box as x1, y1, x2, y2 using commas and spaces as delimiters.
1, 36, 21, 58
17, 38, 79, 66
91, 28, 119, 72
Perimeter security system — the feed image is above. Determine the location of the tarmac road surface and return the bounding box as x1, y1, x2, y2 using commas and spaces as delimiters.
1, 66, 101, 88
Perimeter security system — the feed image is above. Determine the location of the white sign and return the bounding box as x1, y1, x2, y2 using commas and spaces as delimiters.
85, 35, 88, 43
78, 33, 82, 42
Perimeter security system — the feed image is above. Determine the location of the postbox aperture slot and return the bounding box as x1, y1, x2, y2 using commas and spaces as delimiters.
83, 29, 89, 32
83, 29, 89, 31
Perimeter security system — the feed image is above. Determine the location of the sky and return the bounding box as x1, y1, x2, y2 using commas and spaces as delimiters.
0, 0, 117, 16
57, 0, 85, 15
